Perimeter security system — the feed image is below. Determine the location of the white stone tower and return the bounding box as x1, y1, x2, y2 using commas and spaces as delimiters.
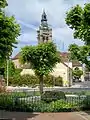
37, 10, 52, 44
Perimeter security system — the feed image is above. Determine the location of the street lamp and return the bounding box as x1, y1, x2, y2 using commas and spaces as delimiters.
6, 57, 9, 87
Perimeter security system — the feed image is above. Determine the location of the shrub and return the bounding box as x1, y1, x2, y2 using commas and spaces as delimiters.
21, 75, 39, 87
48, 100, 78, 112
44, 75, 63, 87
7, 75, 39, 86
0, 94, 14, 110
81, 95, 90, 110
30, 100, 78, 112
0, 93, 33, 112
55, 76, 63, 86
44, 75, 54, 87
6, 72, 63, 87
41, 91, 66, 102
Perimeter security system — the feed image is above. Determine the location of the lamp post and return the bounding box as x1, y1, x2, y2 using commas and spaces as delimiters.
6, 58, 9, 87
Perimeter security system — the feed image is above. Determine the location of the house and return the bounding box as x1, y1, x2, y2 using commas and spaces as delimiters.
20, 62, 72, 87
12, 51, 84, 86
12, 52, 72, 87
60, 52, 84, 82
12, 53, 21, 68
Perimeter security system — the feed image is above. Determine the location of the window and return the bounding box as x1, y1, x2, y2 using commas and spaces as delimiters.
46, 36, 48, 41
43, 36, 45, 42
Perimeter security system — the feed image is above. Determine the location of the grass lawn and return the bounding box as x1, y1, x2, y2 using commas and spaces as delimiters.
65, 91, 90, 96
6, 91, 90, 97
0, 91, 40, 97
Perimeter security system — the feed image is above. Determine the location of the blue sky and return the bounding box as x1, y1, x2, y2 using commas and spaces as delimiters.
6, 0, 90, 57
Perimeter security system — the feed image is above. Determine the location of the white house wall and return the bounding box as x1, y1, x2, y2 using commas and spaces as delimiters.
20, 62, 71, 86
13, 60, 21, 68
64, 62, 72, 68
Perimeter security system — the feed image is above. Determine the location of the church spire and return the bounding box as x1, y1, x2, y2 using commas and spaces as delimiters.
41, 9, 47, 22
37, 10, 52, 44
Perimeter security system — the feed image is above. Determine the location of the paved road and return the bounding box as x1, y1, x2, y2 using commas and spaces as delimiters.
7, 86, 90, 93
0, 111, 90, 120
7, 81, 90, 93
73, 81, 90, 88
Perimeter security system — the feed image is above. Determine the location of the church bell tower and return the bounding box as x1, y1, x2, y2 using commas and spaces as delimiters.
37, 10, 52, 44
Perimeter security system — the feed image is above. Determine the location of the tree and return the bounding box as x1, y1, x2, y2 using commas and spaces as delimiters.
66, 3, 90, 70
0, 0, 8, 8
0, 0, 20, 61
73, 67, 83, 81
69, 44, 90, 71
65, 3, 90, 45
20, 42, 60, 95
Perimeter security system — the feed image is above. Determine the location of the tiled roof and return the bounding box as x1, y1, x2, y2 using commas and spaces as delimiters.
12, 52, 21, 60
60, 52, 69, 62
12, 52, 82, 67
62, 62, 72, 70
59, 52, 82, 66
12, 52, 69, 61
72, 60, 82, 67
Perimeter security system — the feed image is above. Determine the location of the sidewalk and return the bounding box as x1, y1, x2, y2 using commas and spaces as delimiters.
0, 111, 90, 120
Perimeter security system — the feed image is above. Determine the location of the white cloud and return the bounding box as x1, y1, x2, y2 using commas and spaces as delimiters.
17, 20, 37, 31
6, 0, 88, 56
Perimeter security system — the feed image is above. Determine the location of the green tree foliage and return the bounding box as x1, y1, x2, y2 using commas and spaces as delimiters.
0, 59, 6, 75
20, 42, 60, 94
0, 59, 19, 77
65, 3, 90, 45
73, 67, 83, 80
66, 3, 90, 70
0, 0, 20, 60
69, 44, 90, 70
0, 0, 8, 8
4, 60, 16, 77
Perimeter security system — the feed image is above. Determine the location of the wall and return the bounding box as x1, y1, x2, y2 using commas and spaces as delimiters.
64, 62, 72, 68
12, 59, 21, 68
21, 63, 70, 86
49, 63, 72, 86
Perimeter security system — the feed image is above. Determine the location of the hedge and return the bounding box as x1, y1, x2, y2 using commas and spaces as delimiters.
5, 74, 63, 87
41, 91, 66, 102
